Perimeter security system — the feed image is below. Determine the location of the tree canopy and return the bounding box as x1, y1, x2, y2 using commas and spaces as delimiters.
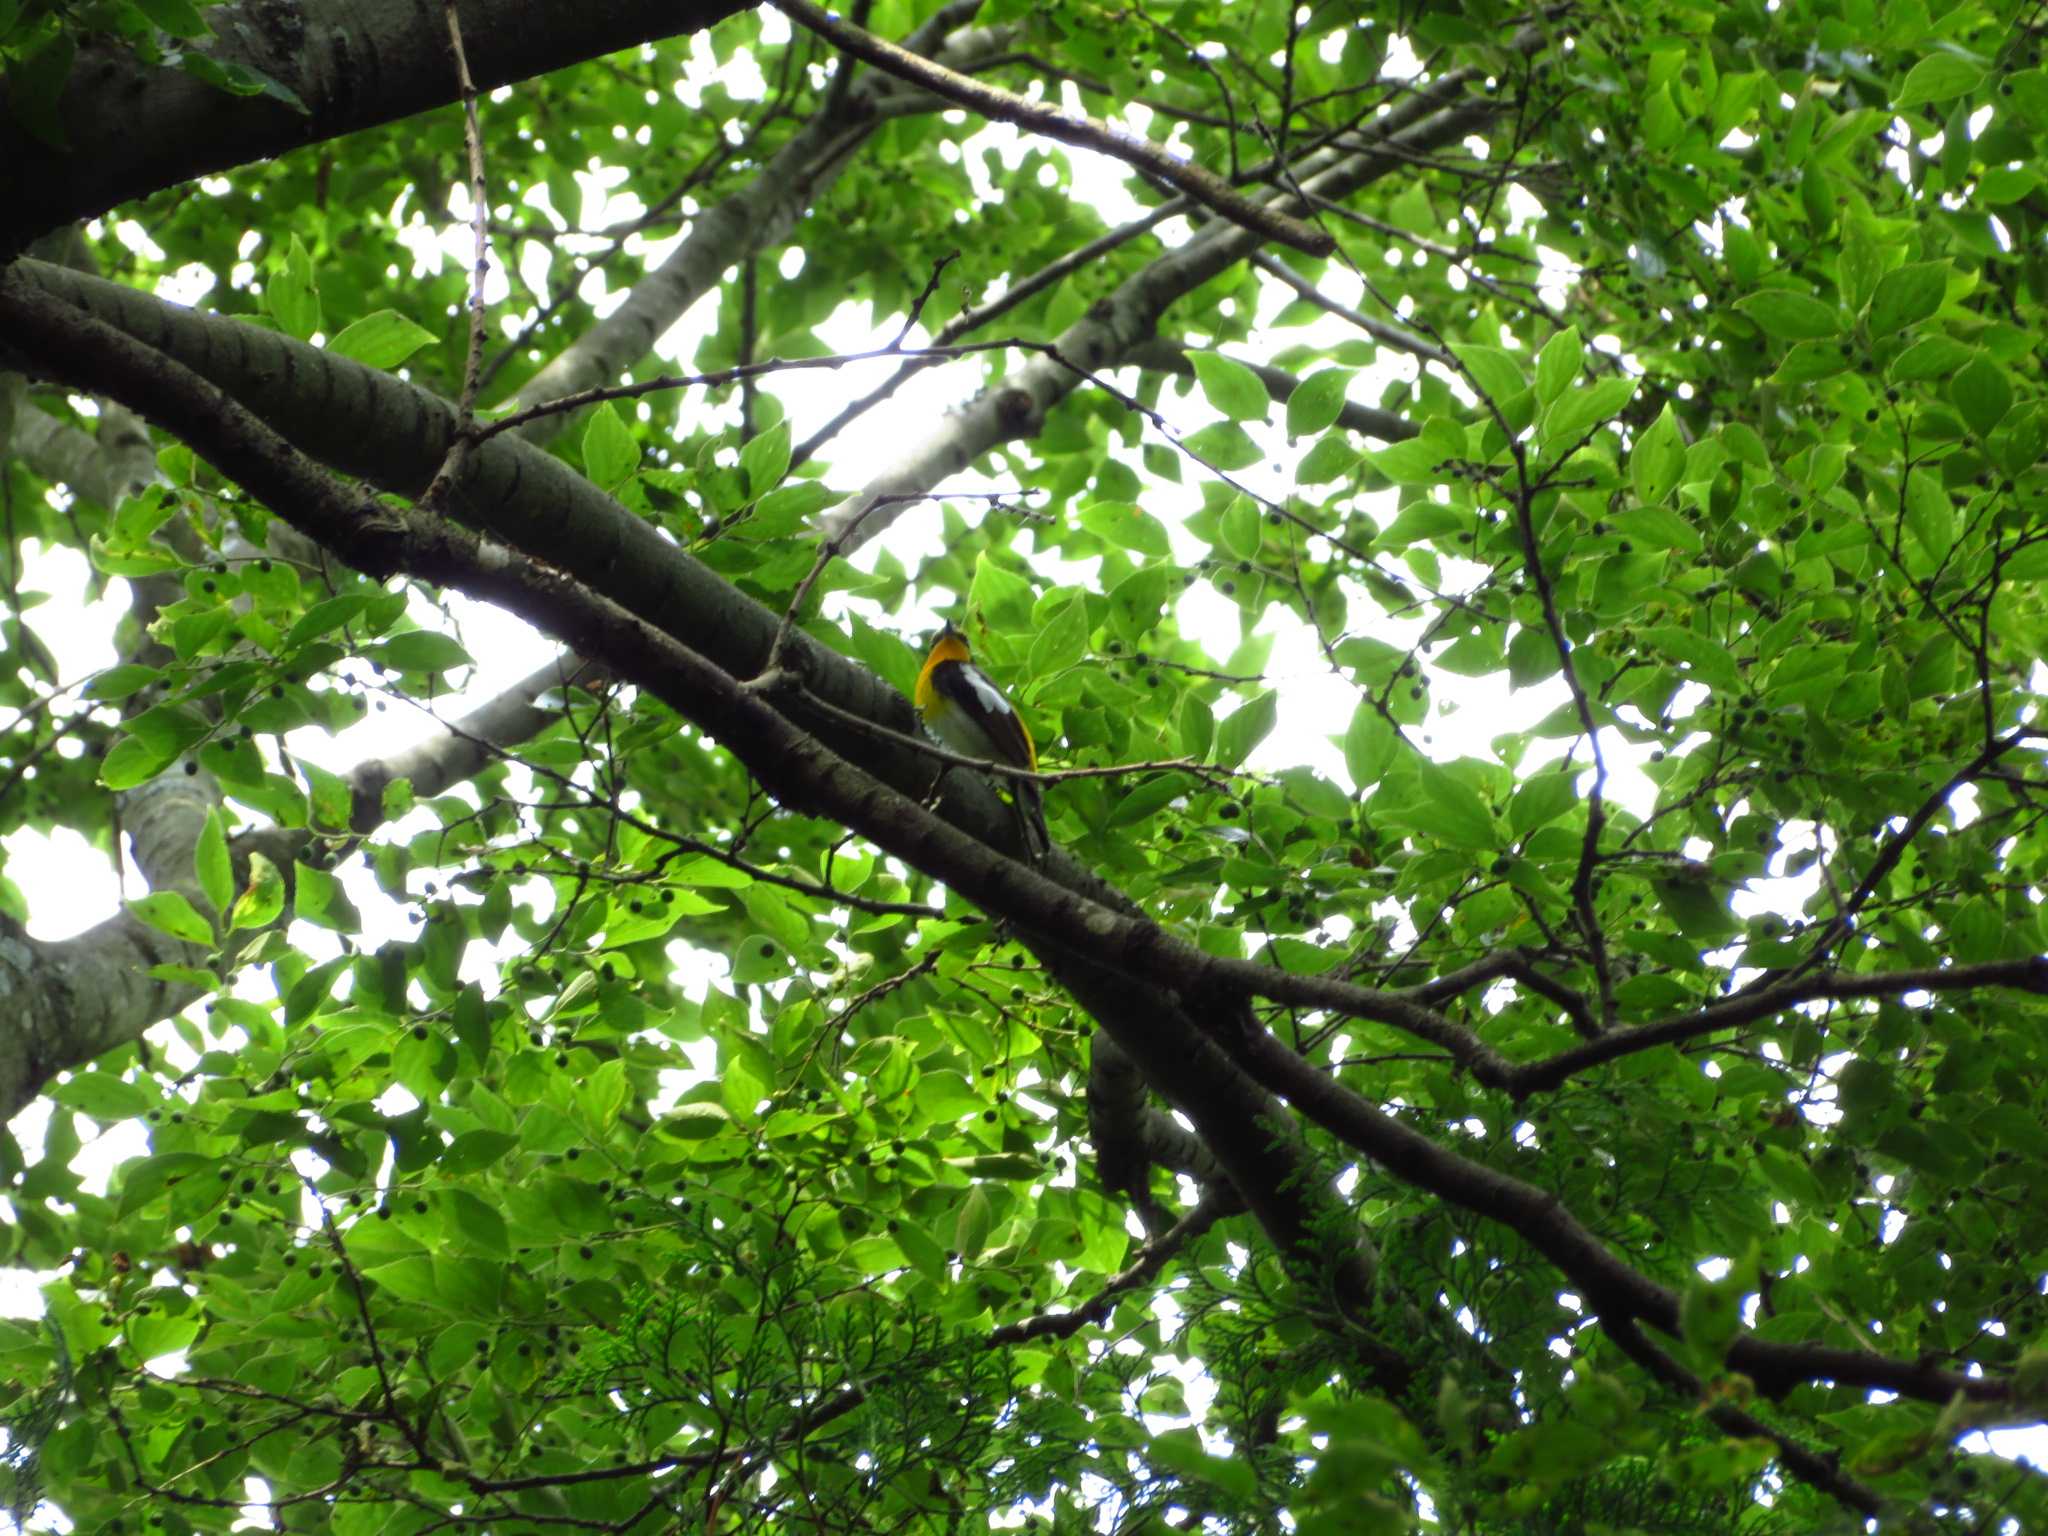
2, 0, 2047, 1531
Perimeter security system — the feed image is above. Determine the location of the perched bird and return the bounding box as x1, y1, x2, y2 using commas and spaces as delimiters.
914, 621, 1048, 861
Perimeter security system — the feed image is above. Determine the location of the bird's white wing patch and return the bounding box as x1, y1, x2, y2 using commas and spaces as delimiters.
960, 666, 1014, 720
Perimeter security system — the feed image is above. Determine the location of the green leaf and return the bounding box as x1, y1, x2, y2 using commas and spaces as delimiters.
1451, 343, 1527, 407
1179, 692, 1214, 760
1733, 290, 1842, 340
1365, 439, 1442, 485
1217, 494, 1261, 560
1107, 564, 1169, 646
6, 32, 76, 151
1146, 1427, 1259, 1499
893, 1219, 948, 1284
2004, 541, 2048, 583
365, 1258, 443, 1308
176, 52, 308, 110
1189, 351, 1271, 420
1867, 261, 1949, 337
1770, 339, 1851, 386
326, 311, 437, 368
300, 759, 353, 832
130, 0, 211, 37
448, 1189, 511, 1257
1889, 336, 1975, 381
732, 934, 791, 983
1540, 378, 1637, 449
1028, 596, 1088, 677
1508, 770, 1578, 838
50, 1072, 153, 1121
1298, 431, 1360, 483
117, 1152, 210, 1216
1076, 502, 1170, 557
127, 891, 213, 946
1534, 326, 1583, 405
85, 664, 163, 701
740, 420, 792, 495
195, 808, 232, 916
751, 480, 836, 533
294, 860, 360, 933
1629, 404, 1685, 507
1712, 71, 1766, 137
1680, 1254, 1753, 1363
1104, 771, 1195, 830
284, 593, 372, 649
1893, 53, 1984, 109
1640, 625, 1741, 690
1654, 878, 1740, 940
1216, 690, 1277, 768
372, 631, 474, 674
380, 777, 415, 823
1949, 356, 2012, 437
1415, 761, 1497, 850
916, 1070, 981, 1123
126, 1307, 200, 1360
581, 402, 640, 488
1903, 471, 1954, 563
441, 1129, 518, 1175
579, 1058, 628, 1129
1341, 700, 1395, 791
266, 234, 321, 339
100, 735, 175, 791
969, 550, 1035, 631
1286, 368, 1353, 436
227, 847, 286, 933
1182, 421, 1262, 470
954, 1185, 992, 1261
657, 1103, 734, 1140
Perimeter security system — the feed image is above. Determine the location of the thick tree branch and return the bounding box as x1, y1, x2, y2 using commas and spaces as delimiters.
0, 635, 587, 1123
24, 265, 2037, 1134
342, 654, 596, 834
3, 271, 2011, 1422
0, 0, 752, 254
1219, 1005, 2005, 1408
1601, 1316, 1886, 1519
0, 264, 1409, 1392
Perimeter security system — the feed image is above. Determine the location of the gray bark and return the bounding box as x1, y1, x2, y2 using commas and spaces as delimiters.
0, 0, 751, 252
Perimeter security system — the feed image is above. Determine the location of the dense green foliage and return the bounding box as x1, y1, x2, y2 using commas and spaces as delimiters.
3, 0, 2048, 1532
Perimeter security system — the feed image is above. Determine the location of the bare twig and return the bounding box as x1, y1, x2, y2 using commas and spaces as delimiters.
768, 0, 1334, 255
417, 0, 494, 518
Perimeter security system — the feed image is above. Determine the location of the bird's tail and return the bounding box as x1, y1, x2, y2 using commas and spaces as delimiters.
1011, 779, 1049, 863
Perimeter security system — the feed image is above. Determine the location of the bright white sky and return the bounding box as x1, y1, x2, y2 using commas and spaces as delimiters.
3, 14, 2037, 1524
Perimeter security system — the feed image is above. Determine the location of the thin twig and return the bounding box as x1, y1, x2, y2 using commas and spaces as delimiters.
792, 200, 1185, 468
769, 0, 1333, 255
414, 0, 493, 523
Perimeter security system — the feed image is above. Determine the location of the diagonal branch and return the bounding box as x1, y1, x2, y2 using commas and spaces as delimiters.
768, 0, 1333, 255
0, 639, 589, 1123
3, 269, 2015, 1427
817, 86, 1502, 550
499, 2, 1011, 443
1505, 955, 2048, 1096
0, 0, 752, 253
0, 264, 1408, 1392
